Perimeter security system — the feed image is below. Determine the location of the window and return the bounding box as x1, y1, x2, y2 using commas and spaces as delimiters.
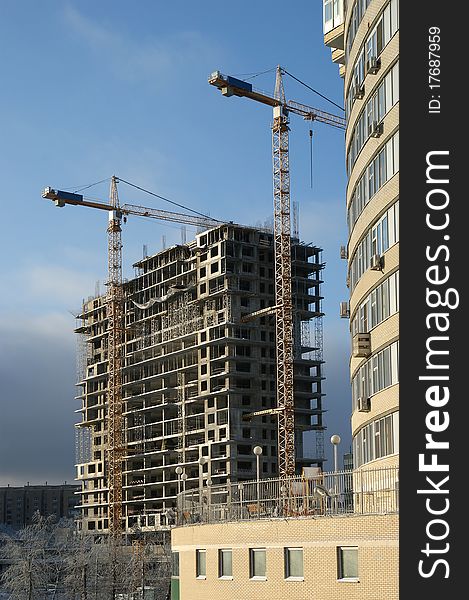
219, 549, 233, 578
337, 547, 358, 580
196, 549, 206, 578
250, 548, 266, 579
347, 61, 400, 174
285, 548, 304, 580
172, 552, 180, 577
349, 200, 399, 291
353, 412, 399, 467
351, 340, 399, 410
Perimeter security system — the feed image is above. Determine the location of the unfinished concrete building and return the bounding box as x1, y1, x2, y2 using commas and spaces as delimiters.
74, 224, 325, 533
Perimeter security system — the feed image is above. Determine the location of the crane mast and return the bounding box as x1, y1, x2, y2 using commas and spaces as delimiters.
272, 68, 295, 477
209, 66, 345, 478
106, 176, 124, 538
42, 181, 227, 536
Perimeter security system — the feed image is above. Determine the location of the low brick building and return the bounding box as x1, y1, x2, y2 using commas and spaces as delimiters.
171, 513, 398, 600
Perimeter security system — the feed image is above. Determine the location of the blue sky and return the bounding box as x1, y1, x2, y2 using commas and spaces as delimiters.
0, 0, 350, 485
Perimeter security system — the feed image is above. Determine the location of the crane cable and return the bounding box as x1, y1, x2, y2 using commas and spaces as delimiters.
282, 68, 345, 112
73, 178, 111, 193
237, 67, 277, 81
117, 177, 222, 222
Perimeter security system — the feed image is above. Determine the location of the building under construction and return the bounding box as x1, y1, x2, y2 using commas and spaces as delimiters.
74, 223, 325, 533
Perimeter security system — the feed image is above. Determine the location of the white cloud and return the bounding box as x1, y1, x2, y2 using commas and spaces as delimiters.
0, 263, 99, 314
0, 311, 75, 347
27, 264, 97, 307
62, 4, 214, 85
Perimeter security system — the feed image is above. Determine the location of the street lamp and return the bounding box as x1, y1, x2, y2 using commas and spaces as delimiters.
253, 446, 263, 515
175, 466, 183, 496
330, 434, 341, 513
206, 478, 213, 516
330, 435, 341, 472
181, 472, 188, 493
198, 456, 208, 511
238, 482, 244, 516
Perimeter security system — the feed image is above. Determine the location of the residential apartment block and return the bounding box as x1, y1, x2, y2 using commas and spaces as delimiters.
0, 484, 79, 529
324, 0, 399, 471
75, 224, 325, 533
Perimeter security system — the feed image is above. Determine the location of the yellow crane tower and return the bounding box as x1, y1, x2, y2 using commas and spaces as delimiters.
42, 178, 225, 537
209, 66, 346, 477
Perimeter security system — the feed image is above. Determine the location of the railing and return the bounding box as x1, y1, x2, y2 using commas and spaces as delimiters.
176, 466, 398, 525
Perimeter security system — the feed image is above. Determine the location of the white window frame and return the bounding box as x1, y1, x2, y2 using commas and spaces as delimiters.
337, 546, 359, 582
218, 548, 233, 579
196, 549, 207, 579
249, 548, 267, 580
284, 547, 304, 581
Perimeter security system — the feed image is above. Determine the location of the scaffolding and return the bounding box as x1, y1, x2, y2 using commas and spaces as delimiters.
75, 225, 326, 533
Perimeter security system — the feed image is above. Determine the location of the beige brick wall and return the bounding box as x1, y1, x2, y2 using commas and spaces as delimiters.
352, 383, 398, 433
172, 514, 398, 600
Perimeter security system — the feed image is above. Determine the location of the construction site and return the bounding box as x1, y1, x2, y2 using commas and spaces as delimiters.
2, 2, 403, 598
74, 222, 325, 533
39, 66, 346, 537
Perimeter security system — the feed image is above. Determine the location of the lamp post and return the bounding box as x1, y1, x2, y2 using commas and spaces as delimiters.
330, 434, 341, 513
253, 446, 263, 515
330, 434, 341, 472
206, 479, 213, 521
181, 472, 188, 493
238, 482, 244, 517
175, 466, 183, 496
198, 456, 208, 512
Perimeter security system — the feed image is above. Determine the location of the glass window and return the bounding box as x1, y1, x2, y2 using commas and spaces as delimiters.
391, 0, 399, 35
374, 419, 382, 458
392, 62, 399, 104
338, 547, 358, 580
172, 552, 180, 577
219, 549, 233, 578
383, 4, 391, 43
285, 548, 304, 579
376, 19, 384, 54
394, 130, 400, 172
391, 340, 399, 383
250, 548, 266, 579
196, 549, 206, 578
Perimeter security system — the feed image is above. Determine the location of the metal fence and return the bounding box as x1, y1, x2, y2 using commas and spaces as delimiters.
176, 466, 398, 525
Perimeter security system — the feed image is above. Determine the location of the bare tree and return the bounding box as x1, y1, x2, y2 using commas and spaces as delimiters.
0, 513, 57, 599
1, 517, 172, 600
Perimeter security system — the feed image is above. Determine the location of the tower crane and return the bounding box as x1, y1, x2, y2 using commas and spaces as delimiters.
209, 66, 346, 477
42, 178, 226, 537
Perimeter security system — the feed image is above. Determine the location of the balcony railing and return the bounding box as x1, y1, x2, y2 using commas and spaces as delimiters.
176, 466, 398, 525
